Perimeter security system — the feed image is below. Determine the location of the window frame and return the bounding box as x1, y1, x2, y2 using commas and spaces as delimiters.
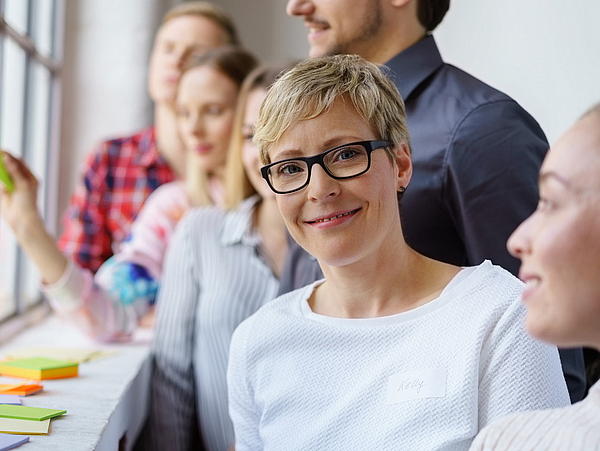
0, 0, 65, 323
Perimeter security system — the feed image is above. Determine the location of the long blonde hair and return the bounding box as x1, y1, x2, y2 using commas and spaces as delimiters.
224, 63, 297, 209
179, 46, 258, 206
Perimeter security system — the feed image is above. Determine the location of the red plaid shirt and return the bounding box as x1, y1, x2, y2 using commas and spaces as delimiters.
57, 127, 177, 273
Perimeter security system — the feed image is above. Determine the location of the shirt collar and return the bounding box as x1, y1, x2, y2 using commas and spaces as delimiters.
135, 127, 167, 168
383, 34, 444, 101
221, 195, 262, 247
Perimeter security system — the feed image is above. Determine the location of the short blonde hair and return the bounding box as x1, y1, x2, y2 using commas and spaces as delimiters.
254, 54, 411, 165
224, 63, 297, 209
162, 1, 239, 45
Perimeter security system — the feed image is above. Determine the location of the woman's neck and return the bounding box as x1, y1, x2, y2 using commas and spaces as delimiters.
207, 174, 225, 208
155, 103, 185, 177
313, 232, 460, 318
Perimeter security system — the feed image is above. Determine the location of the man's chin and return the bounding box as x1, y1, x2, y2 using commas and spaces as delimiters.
308, 47, 326, 59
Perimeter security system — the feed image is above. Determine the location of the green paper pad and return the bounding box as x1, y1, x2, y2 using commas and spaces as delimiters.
0, 156, 14, 193
0, 405, 66, 421
1, 358, 75, 371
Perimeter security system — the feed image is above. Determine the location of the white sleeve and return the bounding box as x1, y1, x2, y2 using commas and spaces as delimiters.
228, 319, 263, 451
145, 215, 203, 450
43, 260, 137, 342
477, 295, 570, 428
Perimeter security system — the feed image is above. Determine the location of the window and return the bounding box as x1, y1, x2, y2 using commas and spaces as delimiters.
0, 0, 64, 321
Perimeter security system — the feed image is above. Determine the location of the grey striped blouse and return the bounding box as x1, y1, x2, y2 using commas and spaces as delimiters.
145, 196, 280, 451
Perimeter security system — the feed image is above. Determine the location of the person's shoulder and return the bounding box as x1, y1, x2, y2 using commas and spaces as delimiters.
437, 63, 513, 106
83, 127, 154, 167
137, 181, 189, 218
235, 283, 316, 339
434, 64, 543, 128
145, 181, 186, 202
256, 283, 313, 318
101, 126, 153, 149
178, 204, 228, 231
478, 260, 523, 287
451, 261, 524, 309
88, 127, 156, 161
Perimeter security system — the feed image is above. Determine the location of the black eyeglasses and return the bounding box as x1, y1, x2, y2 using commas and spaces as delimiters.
261, 140, 393, 194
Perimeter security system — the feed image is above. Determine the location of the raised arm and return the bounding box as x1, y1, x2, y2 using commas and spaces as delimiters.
1, 151, 188, 341
0, 150, 69, 286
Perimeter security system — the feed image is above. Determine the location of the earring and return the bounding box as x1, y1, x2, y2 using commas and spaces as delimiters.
399, 186, 406, 193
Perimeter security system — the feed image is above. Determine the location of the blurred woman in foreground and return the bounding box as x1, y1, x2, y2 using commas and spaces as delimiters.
470, 103, 600, 450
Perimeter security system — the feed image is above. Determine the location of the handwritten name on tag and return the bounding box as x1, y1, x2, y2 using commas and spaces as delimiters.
386, 367, 447, 404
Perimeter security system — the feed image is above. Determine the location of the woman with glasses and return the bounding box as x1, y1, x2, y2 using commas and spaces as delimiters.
227, 55, 570, 451
468, 104, 600, 450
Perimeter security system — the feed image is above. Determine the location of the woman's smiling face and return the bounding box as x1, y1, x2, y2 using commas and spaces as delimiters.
269, 97, 411, 268
507, 114, 600, 348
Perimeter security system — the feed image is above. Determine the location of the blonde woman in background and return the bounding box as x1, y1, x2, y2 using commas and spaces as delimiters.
0, 46, 257, 341
145, 63, 294, 451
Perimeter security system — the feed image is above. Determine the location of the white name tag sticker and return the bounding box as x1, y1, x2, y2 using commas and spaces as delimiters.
386, 367, 447, 404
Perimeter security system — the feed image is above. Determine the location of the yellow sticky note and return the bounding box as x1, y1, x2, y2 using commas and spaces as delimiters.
0, 417, 50, 434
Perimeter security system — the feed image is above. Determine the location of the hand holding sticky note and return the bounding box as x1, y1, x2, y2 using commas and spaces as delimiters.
0, 152, 14, 193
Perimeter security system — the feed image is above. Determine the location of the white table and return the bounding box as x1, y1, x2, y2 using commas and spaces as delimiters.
0, 315, 152, 450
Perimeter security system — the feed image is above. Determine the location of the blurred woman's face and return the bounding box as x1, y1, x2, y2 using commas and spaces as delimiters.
241, 88, 272, 199
507, 115, 600, 348
176, 66, 238, 175
147, 15, 227, 105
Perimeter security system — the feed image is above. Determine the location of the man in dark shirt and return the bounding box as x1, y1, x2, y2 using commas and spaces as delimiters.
284, 0, 585, 402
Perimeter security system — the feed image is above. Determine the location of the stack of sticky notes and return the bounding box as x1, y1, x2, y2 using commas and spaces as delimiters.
4, 347, 114, 364
0, 358, 78, 380
0, 433, 29, 450
0, 405, 66, 436
0, 383, 43, 397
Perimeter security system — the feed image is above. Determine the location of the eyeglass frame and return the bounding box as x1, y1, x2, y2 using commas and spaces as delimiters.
260, 140, 394, 195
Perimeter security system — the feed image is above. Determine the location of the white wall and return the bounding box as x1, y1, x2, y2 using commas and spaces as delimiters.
213, 0, 307, 62
58, 0, 169, 222
434, 0, 600, 144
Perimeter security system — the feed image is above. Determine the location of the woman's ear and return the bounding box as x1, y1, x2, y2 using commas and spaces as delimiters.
393, 142, 412, 191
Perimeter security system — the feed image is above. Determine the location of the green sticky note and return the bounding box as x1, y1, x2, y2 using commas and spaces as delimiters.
0, 404, 66, 421
0, 155, 14, 193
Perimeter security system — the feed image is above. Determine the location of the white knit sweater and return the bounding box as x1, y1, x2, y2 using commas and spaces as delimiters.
228, 261, 570, 451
